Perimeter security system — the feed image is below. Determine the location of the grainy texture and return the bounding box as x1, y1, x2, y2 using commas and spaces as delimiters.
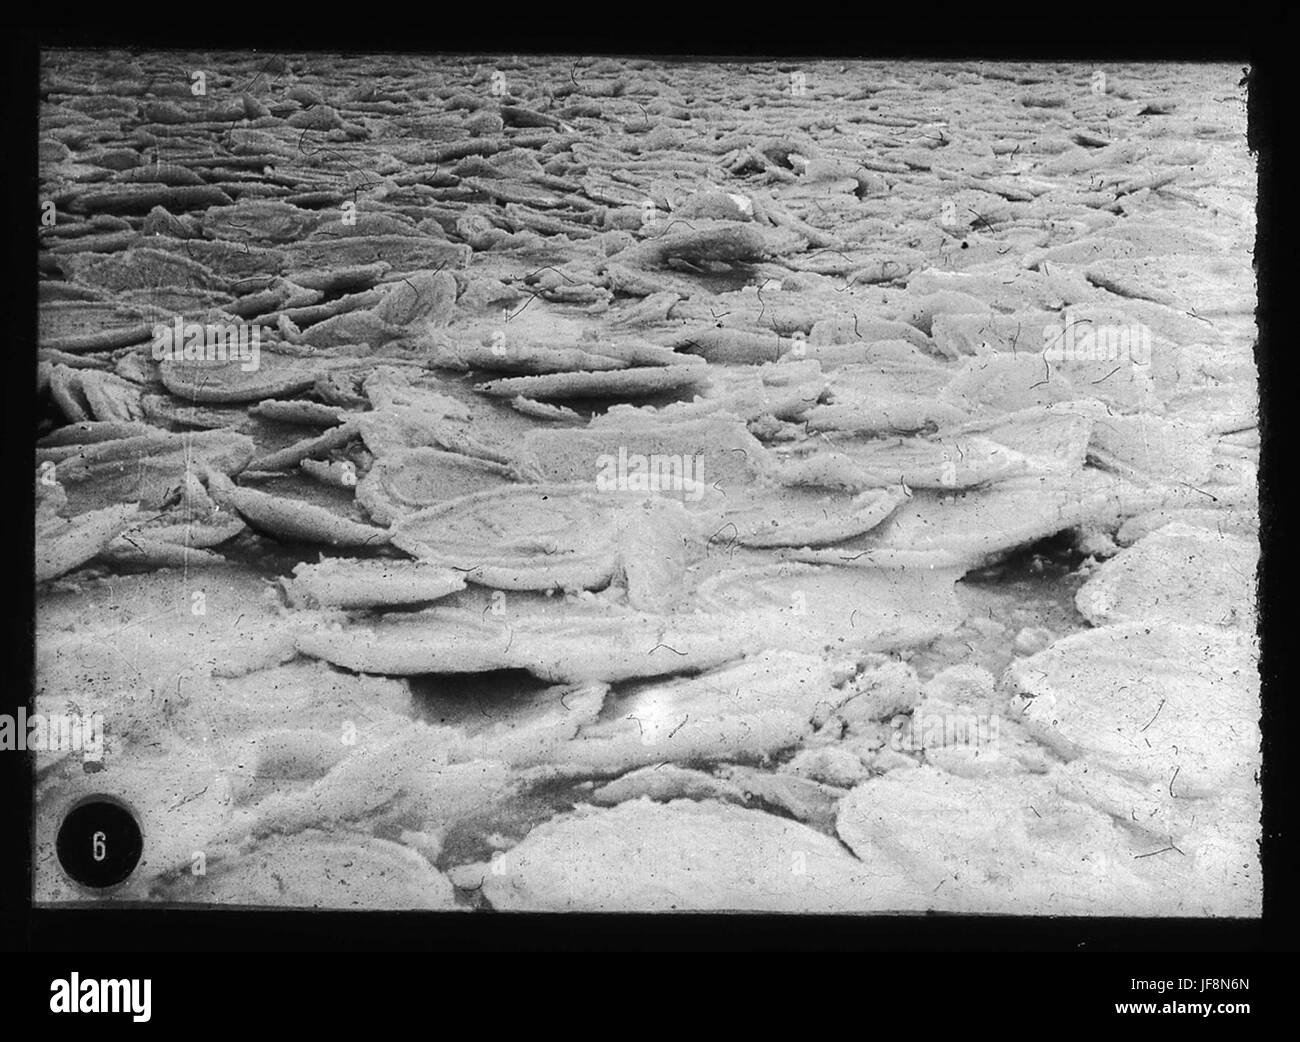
34, 53, 1258, 915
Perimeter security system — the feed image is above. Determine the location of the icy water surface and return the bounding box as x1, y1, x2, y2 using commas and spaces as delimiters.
34, 53, 1259, 915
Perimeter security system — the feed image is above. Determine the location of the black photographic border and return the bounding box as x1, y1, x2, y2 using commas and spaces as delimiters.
2, 5, 1291, 957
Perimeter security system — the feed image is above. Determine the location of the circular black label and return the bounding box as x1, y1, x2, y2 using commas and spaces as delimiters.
55, 797, 143, 889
